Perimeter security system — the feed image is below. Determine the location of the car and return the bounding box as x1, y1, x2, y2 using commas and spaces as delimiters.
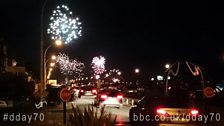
129, 89, 206, 125
46, 85, 62, 105
70, 85, 80, 97
125, 85, 138, 95
78, 85, 97, 98
93, 89, 124, 108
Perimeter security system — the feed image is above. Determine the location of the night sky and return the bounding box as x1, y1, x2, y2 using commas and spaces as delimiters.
0, 0, 224, 81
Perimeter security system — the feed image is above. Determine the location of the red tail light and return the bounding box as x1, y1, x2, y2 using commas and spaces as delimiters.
81, 90, 84, 92
92, 89, 97, 93
156, 109, 167, 115
190, 109, 199, 115
100, 94, 107, 99
117, 95, 123, 99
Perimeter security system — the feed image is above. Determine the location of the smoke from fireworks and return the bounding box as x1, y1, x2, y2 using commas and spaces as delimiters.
47, 5, 82, 44
91, 56, 106, 75
56, 53, 84, 76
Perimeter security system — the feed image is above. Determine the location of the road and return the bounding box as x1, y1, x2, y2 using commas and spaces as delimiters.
1, 95, 224, 126
74, 95, 131, 126
73, 96, 224, 126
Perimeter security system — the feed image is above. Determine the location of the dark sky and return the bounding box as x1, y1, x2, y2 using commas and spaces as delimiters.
0, 0, 224, 81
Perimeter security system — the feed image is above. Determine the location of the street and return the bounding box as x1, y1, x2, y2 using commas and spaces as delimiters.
37, 95, 131, 126
74, 96, 131, 126
0, 95, 131, 126
1, 95, 224, 126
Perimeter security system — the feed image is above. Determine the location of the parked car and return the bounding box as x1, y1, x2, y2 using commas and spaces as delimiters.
46, 85, 62, 105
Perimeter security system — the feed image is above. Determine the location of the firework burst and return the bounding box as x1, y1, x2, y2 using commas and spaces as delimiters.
47, 5, 82, 44
91, 56, 106, 75
56, 53, 84, 76
105, 69, 122, 82
108, 69, 121, 76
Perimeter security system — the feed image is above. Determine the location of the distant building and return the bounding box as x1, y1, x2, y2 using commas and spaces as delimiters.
0, 38, 25, 73
0, 38, 35, 106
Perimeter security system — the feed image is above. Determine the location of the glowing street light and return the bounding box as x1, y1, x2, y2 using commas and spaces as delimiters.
46, 55, 57, 64
55, 39, 63, 46
117, 71, 122, 75
134, 68, 140, 74
51, 55, 57, 60
39, 2, 83, 111
134, 68, 140, 84
44, 39, 63, 90
50, 62, 55, 67
165, 64, 170, 69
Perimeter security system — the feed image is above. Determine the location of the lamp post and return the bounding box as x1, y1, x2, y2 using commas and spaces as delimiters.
44, 56, 56, 84
43, 40, 62, 89
47, 67, 53, 80
45, 55, 56, 65
134, 68, 140, 85
164, 62, 180, 96
40, 0, 49, 103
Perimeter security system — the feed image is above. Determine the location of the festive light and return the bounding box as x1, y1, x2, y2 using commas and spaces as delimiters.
112, 78, 120, 83
108, 69, 121, 76
56, 53, 85, 76
105, 69, 122, 82
91, 56, 106, 75
186, 61, 200, 76
47, 5, 82, 44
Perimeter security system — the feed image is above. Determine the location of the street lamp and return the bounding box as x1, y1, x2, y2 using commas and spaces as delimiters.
44, 55, 56, 84
50, 62, 55, 67
40, 0, 49, 104
165, 64, 170, 69
47, 71, 51, 79
165, 62, 180, 95
55, 39, 63, 46
49, 68, 53, 71
134, 68, 140, 74
45, 55, 57, 64
117, 71, 122, 75
134, 68, 140, 84
47, 67, 53, 80
44, 39, 63, 89
51, 55, 57, 60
